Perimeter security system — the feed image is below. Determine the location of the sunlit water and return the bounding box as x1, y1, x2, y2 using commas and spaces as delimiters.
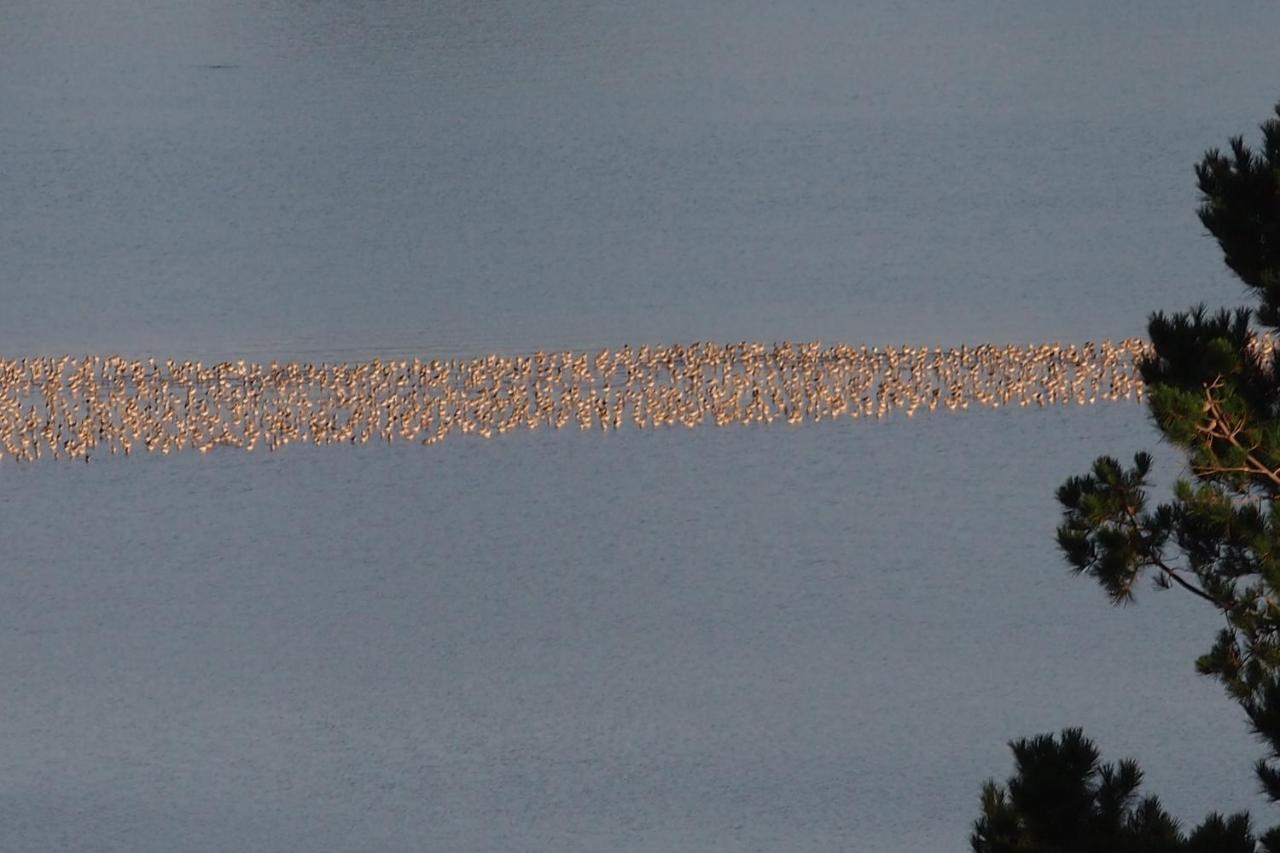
3, 1, 1280, 850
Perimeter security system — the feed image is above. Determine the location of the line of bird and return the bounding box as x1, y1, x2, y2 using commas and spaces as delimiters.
0, 338, 1174, 463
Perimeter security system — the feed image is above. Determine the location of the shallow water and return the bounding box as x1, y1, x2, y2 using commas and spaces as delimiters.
3, 1, 1280, 849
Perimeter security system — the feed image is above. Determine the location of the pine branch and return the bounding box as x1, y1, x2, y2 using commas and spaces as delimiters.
1197, 383, 1280, 489
1120, 502, 1221, 607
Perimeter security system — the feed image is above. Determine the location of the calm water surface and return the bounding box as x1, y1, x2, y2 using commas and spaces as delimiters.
3, 1, 1280, 850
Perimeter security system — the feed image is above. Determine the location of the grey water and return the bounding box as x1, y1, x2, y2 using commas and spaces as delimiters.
3, 1, 1280, 850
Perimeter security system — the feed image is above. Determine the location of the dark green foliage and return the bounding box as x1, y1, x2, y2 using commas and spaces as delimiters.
1055, 102, 1280, 805
1195, 103, 1280, 326
971, 729, 1267, 853
972, 101, 1280, 851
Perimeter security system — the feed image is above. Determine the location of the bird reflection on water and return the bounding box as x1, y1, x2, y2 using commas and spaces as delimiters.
0, 338, 1174, 463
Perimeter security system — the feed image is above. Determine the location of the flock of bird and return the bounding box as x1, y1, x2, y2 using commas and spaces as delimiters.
0, 338, 1159, 463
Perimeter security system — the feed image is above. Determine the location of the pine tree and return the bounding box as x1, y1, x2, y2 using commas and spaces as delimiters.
1055, 101, 1280, 804
972, 102, 1280, 852
972, 728, 1259, 853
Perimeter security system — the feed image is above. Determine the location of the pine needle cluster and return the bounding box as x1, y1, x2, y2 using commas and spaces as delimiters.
974, 102, 1280, 851
972, 729, 1266, 852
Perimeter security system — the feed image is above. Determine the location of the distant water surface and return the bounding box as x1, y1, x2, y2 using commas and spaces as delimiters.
2, 1, 1280, 851
4, 0, 1279, 360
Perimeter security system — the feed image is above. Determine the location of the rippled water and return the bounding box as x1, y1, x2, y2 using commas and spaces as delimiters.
3, 1, 1280, 850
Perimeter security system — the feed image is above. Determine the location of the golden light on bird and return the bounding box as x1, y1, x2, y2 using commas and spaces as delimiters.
0, 337, 1167, 464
